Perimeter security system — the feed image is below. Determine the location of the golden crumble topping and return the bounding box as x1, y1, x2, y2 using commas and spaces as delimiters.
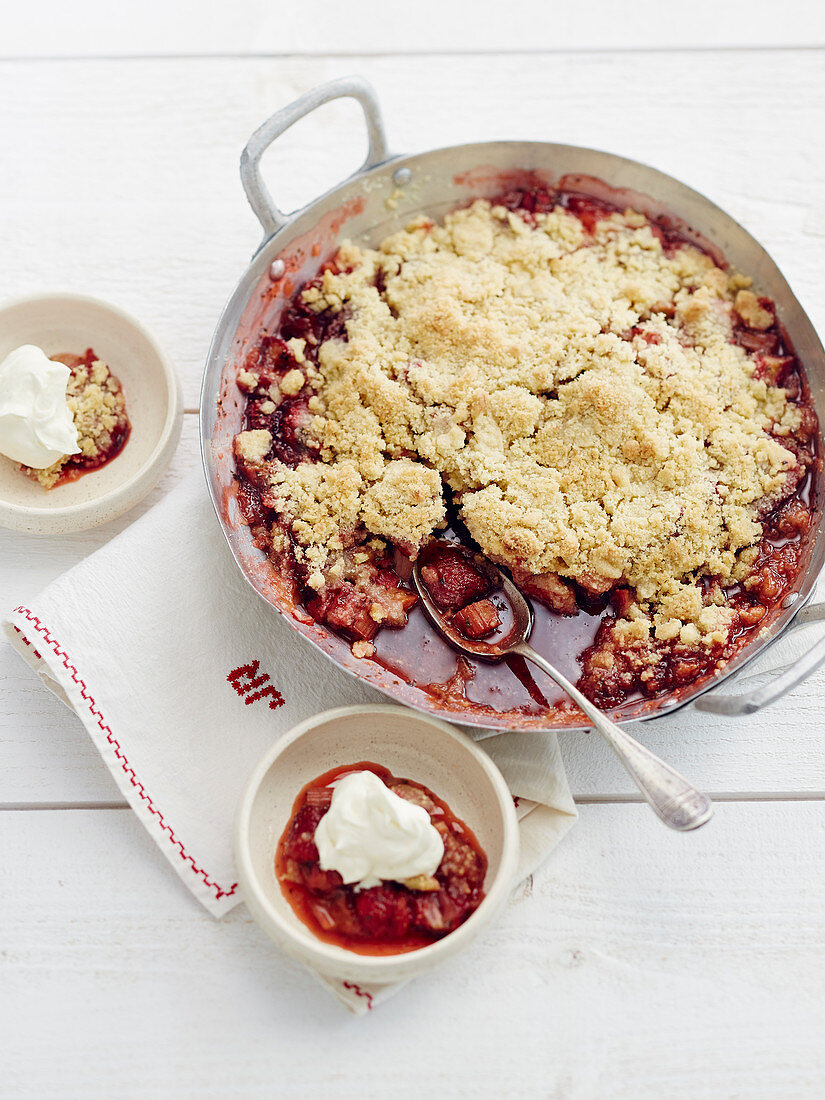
236, 197, 809, 650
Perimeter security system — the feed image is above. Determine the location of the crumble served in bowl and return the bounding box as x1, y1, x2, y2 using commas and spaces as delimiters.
276, 761, 488, 955
21, 348, 131, 490
234, 704, 518, 984
0, 293, 182, 534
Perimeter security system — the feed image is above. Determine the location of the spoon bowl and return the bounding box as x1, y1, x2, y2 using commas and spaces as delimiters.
413, 560, 534, 661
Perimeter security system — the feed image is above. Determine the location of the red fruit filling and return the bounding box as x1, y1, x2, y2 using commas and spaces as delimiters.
28, 347, 131, 488
309, 584, 378, 642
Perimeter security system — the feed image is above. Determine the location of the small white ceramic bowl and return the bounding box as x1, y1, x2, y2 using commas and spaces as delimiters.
234, 704, 520, 986
0, 293, 183, 534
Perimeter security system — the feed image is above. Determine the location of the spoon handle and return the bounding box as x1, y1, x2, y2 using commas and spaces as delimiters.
512, 642, 713, 831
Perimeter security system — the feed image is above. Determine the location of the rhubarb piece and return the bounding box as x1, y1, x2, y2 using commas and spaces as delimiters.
454, 598, 501, 639
514, 570, 577, 615
304, 786, 333, 810
735, 328, 780, 355
754, 354, 795, 386
322, 585, 379, 642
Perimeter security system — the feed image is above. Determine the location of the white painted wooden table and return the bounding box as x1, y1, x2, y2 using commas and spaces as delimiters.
3, 5, 825, 1095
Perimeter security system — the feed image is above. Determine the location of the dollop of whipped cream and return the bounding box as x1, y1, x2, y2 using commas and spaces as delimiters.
314, 771, 444, 891
0, 345, 81, 468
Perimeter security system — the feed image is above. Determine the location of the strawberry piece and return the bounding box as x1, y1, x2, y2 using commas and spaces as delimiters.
419, 550, 491, 610
737, 604, 767, 628
374, 566, 403, 589
775, 500, 811, 537
237, 480, 267, 528
279, 297, 326, 347
670, 658, 704, 684
304, 588, 335, 623
493, 187, 556, 220
280, 295, 350, 349
355, 886, 412, 940
255, 336, 296, 384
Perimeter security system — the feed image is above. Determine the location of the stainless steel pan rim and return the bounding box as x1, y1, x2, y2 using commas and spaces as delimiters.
201, 75, 825, 732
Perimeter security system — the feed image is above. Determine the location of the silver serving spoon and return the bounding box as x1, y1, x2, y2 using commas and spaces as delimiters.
412, 558, 713, 832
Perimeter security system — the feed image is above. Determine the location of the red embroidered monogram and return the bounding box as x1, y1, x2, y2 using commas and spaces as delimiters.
227, 660, 285, 710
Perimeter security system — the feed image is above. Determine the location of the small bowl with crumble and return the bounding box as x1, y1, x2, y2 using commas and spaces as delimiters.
0, 293, 182, 534
234, 704, 520, 986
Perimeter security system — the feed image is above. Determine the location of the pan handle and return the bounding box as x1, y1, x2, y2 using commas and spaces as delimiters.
693, 600, 825, 715
240, 76, 391, 241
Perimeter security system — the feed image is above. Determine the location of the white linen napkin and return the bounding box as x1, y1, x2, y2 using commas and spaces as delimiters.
4, 473, 577, 1013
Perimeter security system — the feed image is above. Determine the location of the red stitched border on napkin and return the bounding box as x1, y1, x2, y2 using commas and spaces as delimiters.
13, 606, 238, 902
342, 982, 374, 1009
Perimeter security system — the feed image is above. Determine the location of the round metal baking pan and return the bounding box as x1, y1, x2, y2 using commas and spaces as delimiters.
201, 76, 825, 731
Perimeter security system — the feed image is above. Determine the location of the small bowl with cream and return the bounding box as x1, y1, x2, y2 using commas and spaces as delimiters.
234, 704, 520, 986
0, 293, 182, 534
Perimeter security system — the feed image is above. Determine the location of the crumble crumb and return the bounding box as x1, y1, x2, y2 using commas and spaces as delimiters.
360, 459, 446, 545
235, 429, 272, 465
287, 338, 307, 364
237, 369, 260, 392
280, 368, 305, 396
734, 289, 773, 330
